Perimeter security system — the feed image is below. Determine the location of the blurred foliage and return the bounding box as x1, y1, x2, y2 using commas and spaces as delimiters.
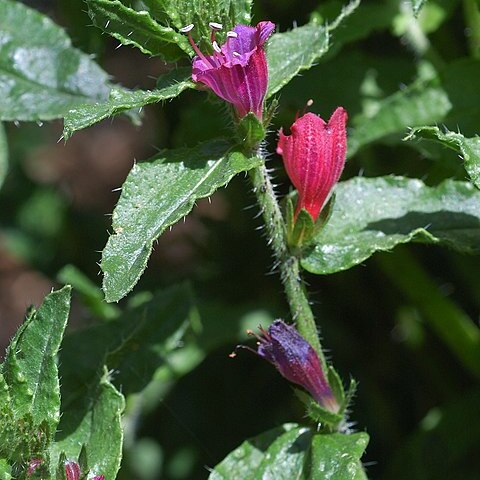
1, 0, 480, 479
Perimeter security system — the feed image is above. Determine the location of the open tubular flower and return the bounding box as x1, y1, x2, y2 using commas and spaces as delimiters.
181, 21, 275, 119
277, 108, 348, 221
247, 320, 339, 413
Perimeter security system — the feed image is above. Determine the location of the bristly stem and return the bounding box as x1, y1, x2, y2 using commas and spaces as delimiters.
248, 157, 327, 369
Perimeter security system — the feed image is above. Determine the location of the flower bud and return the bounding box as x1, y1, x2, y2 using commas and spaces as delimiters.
64, 461, 81, 480
277, 108, 348, 221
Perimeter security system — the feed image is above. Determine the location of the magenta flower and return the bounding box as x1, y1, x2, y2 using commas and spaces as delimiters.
246, 320, 339, 413
27, 458, 42, 476
277, 108, 348, 221
64, 461, 81, 480
181, 21, 275, 119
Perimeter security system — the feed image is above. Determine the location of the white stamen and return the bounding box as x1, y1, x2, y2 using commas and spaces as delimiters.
209, 22, 223, 30
233, 51, 241, 57
212, 41, 222, 53
227, 31, 238, 38
180, 23, 194, 33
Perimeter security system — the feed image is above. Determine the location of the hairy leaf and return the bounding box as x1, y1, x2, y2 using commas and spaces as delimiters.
210, 424, 369, 479
51, 371, 124, 480
2, 287, 71, 433
0, 0, 110, 121
63, 67, 194, 138
102, 140, 261, 302
302, 177, 480, 275
86, 0, 190, 60
405, 126, 480, 189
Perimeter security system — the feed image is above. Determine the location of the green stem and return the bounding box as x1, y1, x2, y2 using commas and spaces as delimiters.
248, 161, 326, 368
464, 0, 480, 59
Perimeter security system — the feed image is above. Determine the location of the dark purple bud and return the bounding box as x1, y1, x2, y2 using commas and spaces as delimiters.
65, 460, 81, 480
93, 476, 105, 480
247, 320, 339, 412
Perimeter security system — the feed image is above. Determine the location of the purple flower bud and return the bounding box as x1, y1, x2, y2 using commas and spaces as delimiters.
182, 21, 275, 119
248, 320, 339, 413
64, 460, 81, 480
93, 476, 105, 480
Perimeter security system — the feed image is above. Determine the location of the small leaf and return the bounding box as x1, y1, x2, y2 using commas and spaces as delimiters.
302, 176, 480, 275
405, 126, 480, 190
0, 124, 7, 190
51, 371, 124, 480
101, 140, 261, 302
210, 424, 369, 479
0, 0, 110, 121
2, 287, 71, 434
0, 459, 12, 480
63, 67, 194, 139
86, 0, 190, 61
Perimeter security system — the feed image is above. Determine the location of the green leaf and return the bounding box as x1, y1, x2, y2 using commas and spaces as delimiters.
0, 0, 110, 121
0, 374, 14, 457
302, 176, 480, 275
57, 265, 120, 321
63, 67, 194, 139
267, 2, 360, 97
405, 126, 480, 189
348, 74, 451, 157
210, 424, 369, 479
51, 370, 124, 480
310, 433, 369, 480
267, 24, 330, 98
2, 287, 71, 433
86, 0, 190, 61
0, 459, 12, 480
0, 124, 7, 190
101, 140, 261, 302
142, 0, 252, 37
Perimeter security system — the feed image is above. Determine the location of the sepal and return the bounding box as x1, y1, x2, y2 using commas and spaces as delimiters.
237, 113, 266, 149
295, 389, 343, 430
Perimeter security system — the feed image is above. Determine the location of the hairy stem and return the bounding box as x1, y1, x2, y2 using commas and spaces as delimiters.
249, 160, 326, 368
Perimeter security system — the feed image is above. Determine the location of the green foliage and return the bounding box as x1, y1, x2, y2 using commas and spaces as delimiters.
63, 67, 194, 139
0, 0, 111, 121
406, 126, 480, 189
210, 424, 369, 479
86, 0, 191, 61
0, 124, 6, 190
302, 177, 480, 275
101, 140, 261, 302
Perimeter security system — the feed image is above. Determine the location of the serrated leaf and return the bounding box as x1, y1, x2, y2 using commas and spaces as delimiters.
142, 0, 252, 38
86, 0, 190, 61
101, 140, 261, 302
63, 67, 194, 139
210, 424, 369, 479
302, 177, 480, 275
348, 75, 451, 157
0, 0, 110, 121
2, 287, 71, 433
0, 124, 7, 190
51, 371, 124, 480
405, 126, 480, 189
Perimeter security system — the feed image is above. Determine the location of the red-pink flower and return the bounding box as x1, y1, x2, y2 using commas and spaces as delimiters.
277, 108, 348, 220
64, 461, 81, 480
181, 21, 275, 119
